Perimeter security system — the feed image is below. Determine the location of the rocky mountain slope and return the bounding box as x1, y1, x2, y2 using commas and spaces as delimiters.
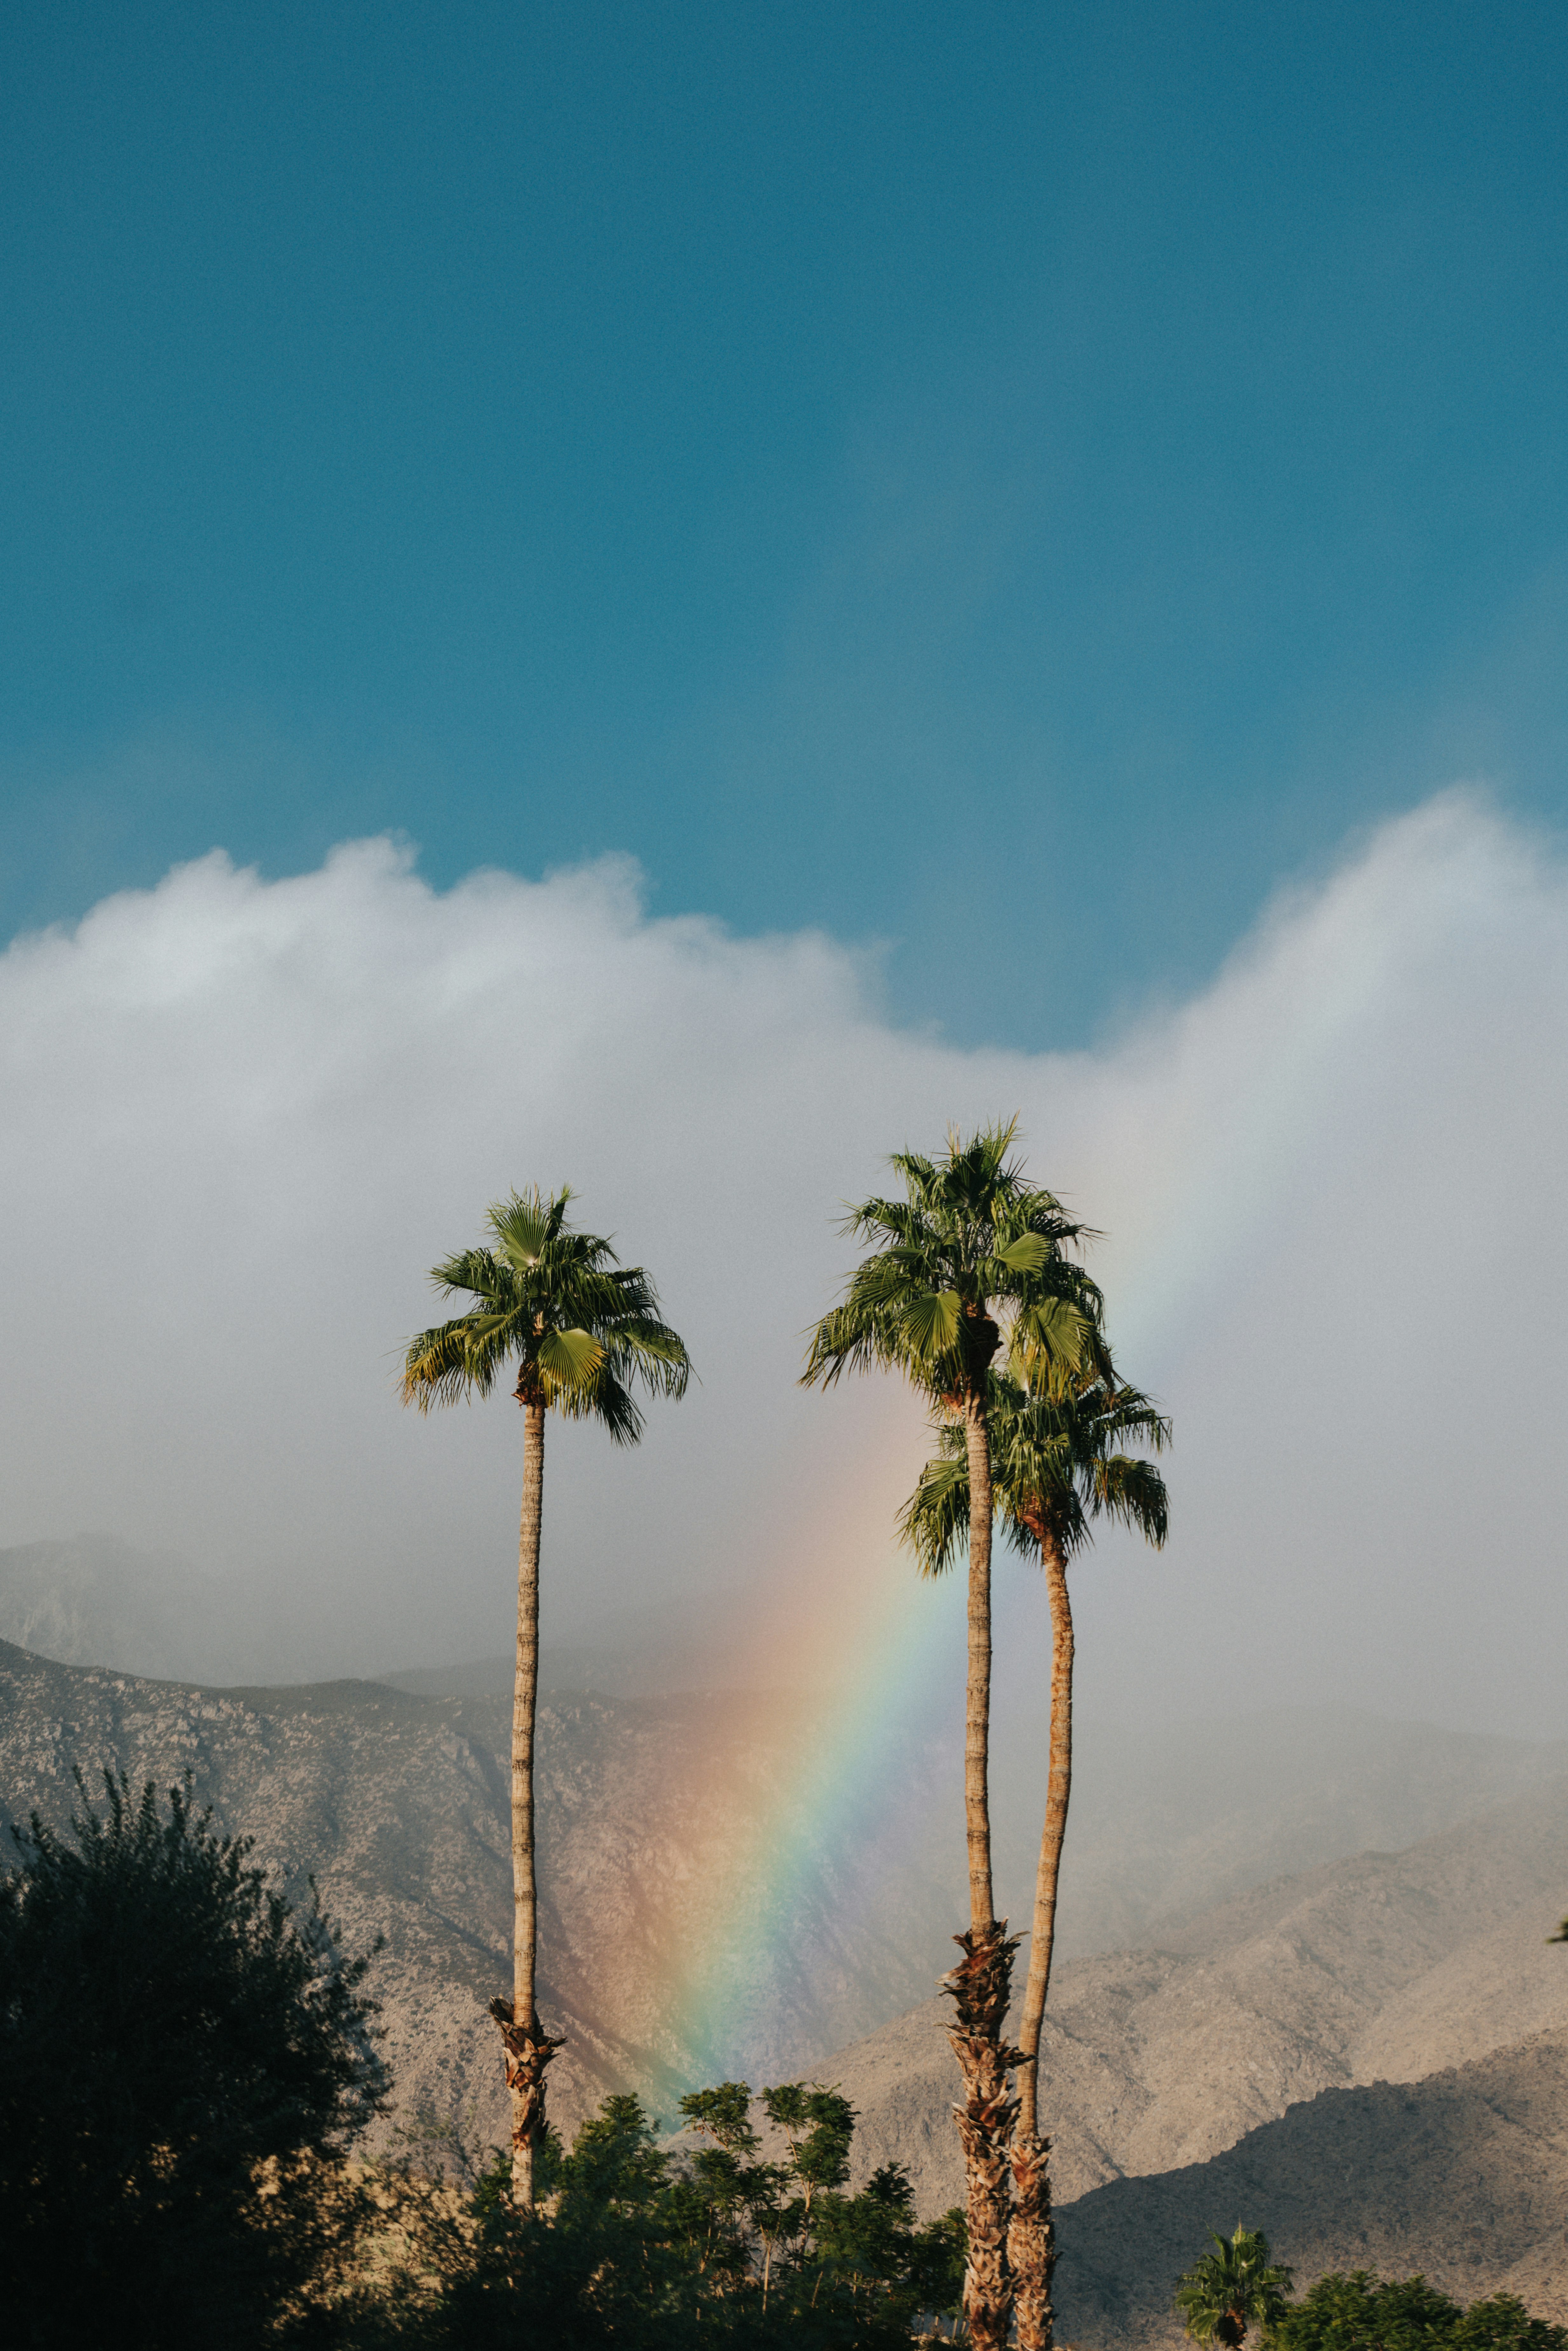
5, 1623, 1568, 2333
1055, 2027, 1568, 2346
827, 1772, 1568, 2215
0, 1637, 965, 2146
9, 1534, 1566, 1964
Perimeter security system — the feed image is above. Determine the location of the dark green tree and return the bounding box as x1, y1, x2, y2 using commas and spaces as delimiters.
0, 1770, 385, 2351
1176, 2226, 1294, 2347
360, 2086, 963, 2348
401, 1185, 692, 2211
1264, 2272, 1568, 2349
802, 1120, 1100, 2351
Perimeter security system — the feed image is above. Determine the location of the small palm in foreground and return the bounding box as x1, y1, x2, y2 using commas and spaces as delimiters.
1175, 2225, 1293, 2348
401, 1186, 691, 2213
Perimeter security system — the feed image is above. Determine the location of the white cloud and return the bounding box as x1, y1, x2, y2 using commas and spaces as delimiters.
1, 789, 1563, 1732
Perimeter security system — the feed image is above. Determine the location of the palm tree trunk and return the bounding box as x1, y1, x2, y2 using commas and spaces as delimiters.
487, 1399, 563, 2214
1007, 1525, 1072, 2350
1018, 1528, 1072, 2134
943, 1392, 1018, 2351
963, 1394, 995, 1931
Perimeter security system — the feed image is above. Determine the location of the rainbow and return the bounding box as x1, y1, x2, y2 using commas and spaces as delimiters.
659, 829, 1439, 2089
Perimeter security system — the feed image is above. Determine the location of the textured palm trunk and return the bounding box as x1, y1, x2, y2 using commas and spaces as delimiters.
487, 1398, 562, 2214
963, 1396, 996, 1932
1007, 1521, 1072, 2349
942, 1391, 1018, 2351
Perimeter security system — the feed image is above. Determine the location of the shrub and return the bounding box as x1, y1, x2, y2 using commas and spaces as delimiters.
1264, 2271, 1568, 2349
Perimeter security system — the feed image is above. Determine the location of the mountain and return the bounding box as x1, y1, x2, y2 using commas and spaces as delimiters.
822, 1771, 1568, 2217
5, 1621, 1568, 2337
1054, 2027, 1568, 2345
0, 1637, 964, 2145
6, 1630, 1568, 2331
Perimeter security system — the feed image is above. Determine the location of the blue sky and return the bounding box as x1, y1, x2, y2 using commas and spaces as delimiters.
3, 0, 1565, 1044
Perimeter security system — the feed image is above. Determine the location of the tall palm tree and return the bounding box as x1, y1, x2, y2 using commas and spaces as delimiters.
801, 1120, 1100, 2351
900, 1363, 1170, 2351
401, 1186, 691, 2212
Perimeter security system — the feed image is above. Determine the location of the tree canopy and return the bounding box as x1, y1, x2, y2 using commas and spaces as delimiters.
0, 1771, 385, 2350
896, 1363, 1170, 1577
401, 1184, 691, 1431
800, 1119, 1101, 1410
1264, 2272, 1568, 2349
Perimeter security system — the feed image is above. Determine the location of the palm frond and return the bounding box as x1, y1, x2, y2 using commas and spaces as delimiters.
536, 1325, 605, 1386
400, 1313, 515, 1411
1090, 1455, 1169, 1546
801, 1296, 912, 1389
1008, 1294, 1096, 1382
551, 1362, 645, 1445
428, 1245, 517, 1306
900, 1288, 963, 1362
895, 1451, 972, 1579
603, 1314, 695, 1400
488, 1186, 571, 1272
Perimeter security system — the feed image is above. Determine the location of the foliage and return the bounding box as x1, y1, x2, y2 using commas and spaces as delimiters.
1176, 2225, 1294, 2347
1263, 2272, 1568, 2349
0, 1770, 386, 2351
800, 1118, 1102, 1410
897, 1362, 1170, 1578
344, 2086, 967, 2347
401, 1184, 691, 1431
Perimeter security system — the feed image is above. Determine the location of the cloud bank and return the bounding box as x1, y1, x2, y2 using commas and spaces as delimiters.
1, 789, 1563, 1734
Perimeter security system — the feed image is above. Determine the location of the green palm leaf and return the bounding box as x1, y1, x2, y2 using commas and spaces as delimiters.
536, 1326, 605, 1386
489, 1190, 559, 1269
901, 1288, 963, 1360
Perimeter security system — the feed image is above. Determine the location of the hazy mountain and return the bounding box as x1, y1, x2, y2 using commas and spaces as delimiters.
0, 1534, 260, 1683
6, 1630, 1568, 2328
0, 1534, 834, 1703
5, 1626, 1568, 2165
822, 1771, 1568, 2213
0, 1637, 962, 2142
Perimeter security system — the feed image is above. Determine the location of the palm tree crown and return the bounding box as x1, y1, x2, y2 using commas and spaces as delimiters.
897, 1365, 1170, 1576
801, 1120, 1101, 1407
1174, 2225, 1293, 2348
401, 1186, 691, 1427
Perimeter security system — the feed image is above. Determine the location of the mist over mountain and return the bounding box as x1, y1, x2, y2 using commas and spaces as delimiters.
10, 1533, 1563, 1976
4, 1630, 1565, 2136
0, 1535, 263, 1685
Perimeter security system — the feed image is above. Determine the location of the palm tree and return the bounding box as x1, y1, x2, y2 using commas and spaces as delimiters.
1174, 2225, 1292, 2347
401, 1186, 691, 2212
801, 1120, 1100, 2351
900, 1363, 1169, 2351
